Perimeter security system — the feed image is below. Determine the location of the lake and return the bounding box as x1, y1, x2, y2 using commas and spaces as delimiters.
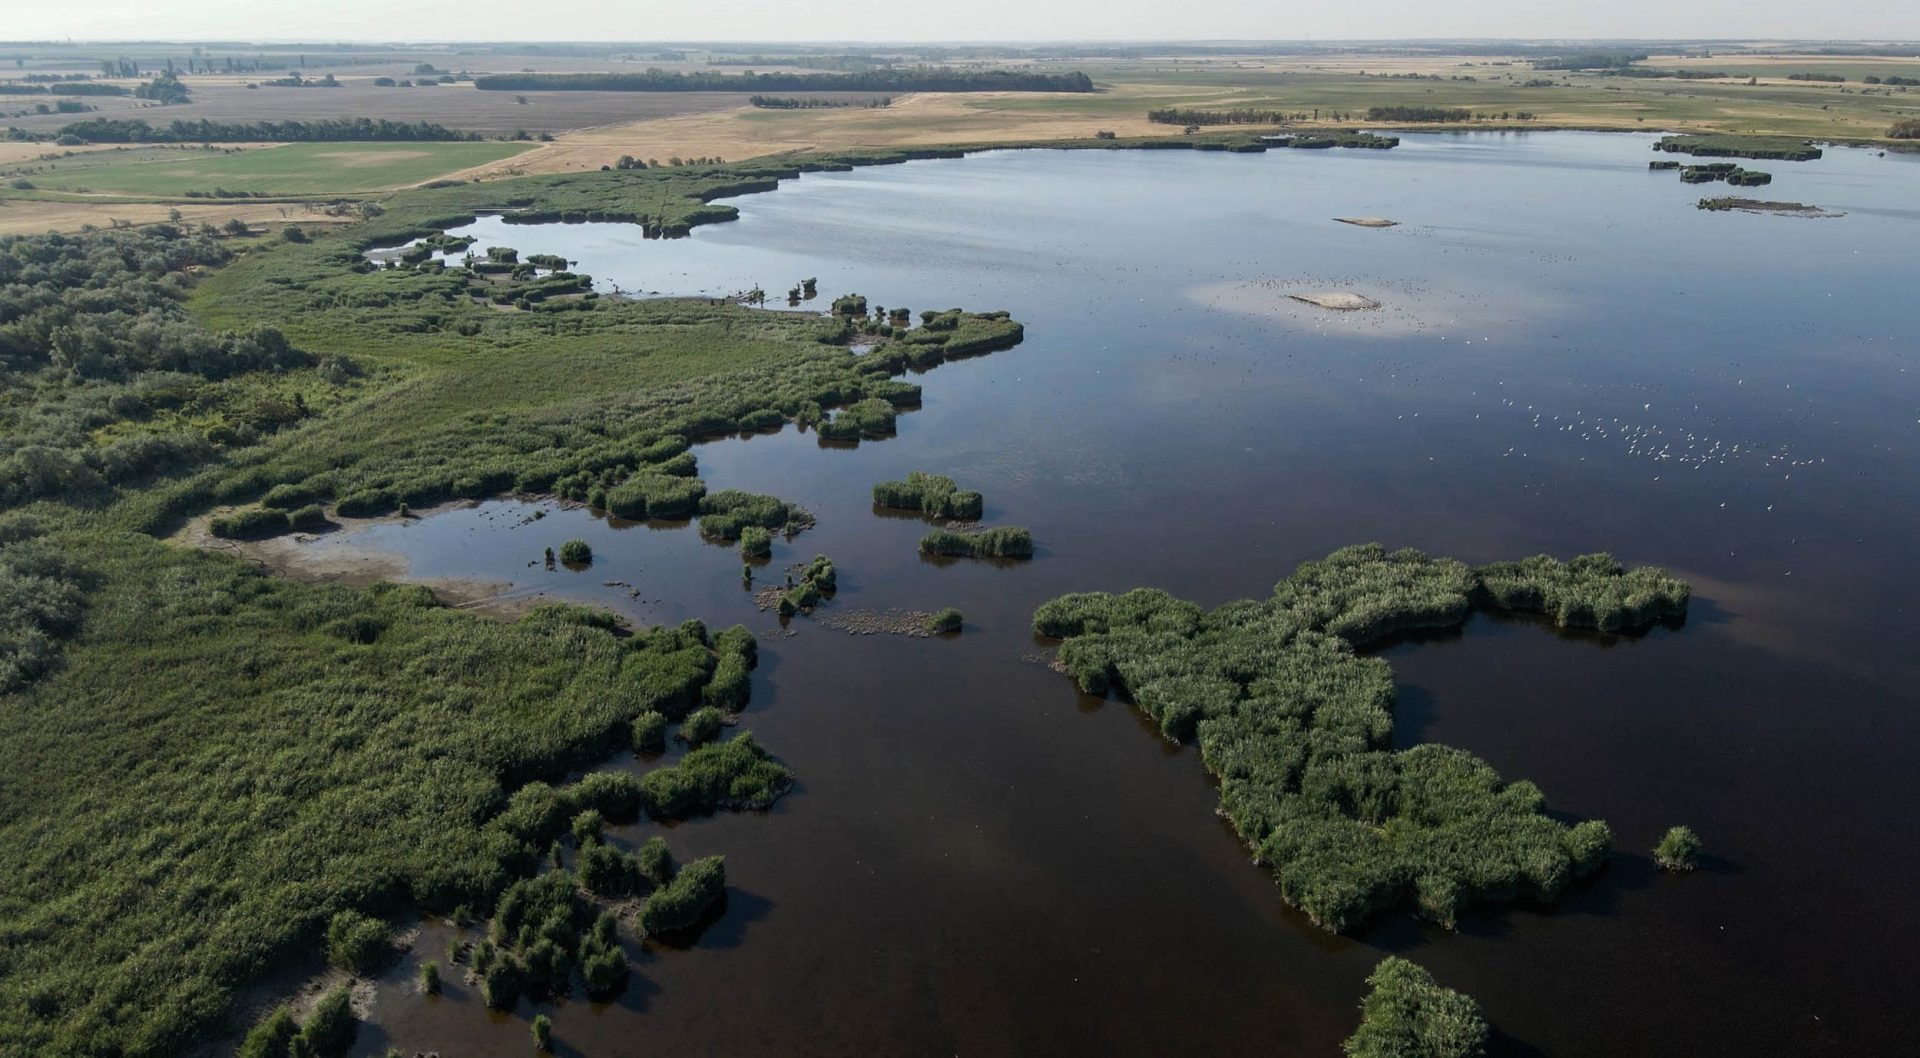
331, 132, 1919, 1056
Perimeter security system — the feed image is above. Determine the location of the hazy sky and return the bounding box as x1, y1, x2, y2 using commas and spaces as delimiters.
2, 0, 1912, 43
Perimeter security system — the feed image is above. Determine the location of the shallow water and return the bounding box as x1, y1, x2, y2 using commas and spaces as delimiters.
330, 133, 1918, 1056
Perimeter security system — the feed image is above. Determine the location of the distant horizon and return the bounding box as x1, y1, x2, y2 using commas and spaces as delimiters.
4, 0, 1913, 49
5, 36, 1920, 48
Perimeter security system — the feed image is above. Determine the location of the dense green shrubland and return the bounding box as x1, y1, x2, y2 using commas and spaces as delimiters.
0, 525, 86, 691
1342, 957, 1488, 1058
0, 527, 789, 1054
1032, 544, 1688, 931
920, 526, 1034, 560
873, 470, 984, 519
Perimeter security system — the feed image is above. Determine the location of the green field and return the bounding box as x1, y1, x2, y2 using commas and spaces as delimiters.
12, 141, 534, 196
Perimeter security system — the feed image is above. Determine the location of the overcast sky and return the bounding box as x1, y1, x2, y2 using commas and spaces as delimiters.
3, 0, 1912, 44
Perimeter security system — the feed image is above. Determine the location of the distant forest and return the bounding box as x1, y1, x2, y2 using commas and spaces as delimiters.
42, 118, 479, 143
473, 68, 1095, 93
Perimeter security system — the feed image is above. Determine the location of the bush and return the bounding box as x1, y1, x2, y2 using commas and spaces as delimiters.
1654, 825, 1701, 871
209, 506, 293, 539
418, 959, 440, 994
638, 855, 726, 934
739, 525, 772, 558
637, 836, 676, 887
577, 838, 638, 896
928, 608, 963, 634
297, 985, 357, 1056
639, 733, 792, 818
325, 910, 390, 974
1343, 957, 1488, 1058
632, 710, 669, 753
679, 706, 725, 745
558, 539, 592, 565
1889, 118, 1920, 139
287, 504, 327, 531
532, 1012, 553, 1051
238, 1006, 298, 1058
919, 526, 1033, 559
570, 809, 604, 846
569, 770, 642, 823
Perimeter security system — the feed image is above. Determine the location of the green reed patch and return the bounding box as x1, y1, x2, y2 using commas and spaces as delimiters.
873, 470, 984, 520
1033, 544, 1688, 932
920, 526, 1033, 560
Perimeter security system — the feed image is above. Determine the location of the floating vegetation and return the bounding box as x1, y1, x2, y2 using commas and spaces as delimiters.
1654, 825, 1702, 871
1032, 544, 1689, 932
1653, 134, 1822, 161
920, 526, 1034, 560
873, 470, 984, 519
1343, 957, 1489, 1058
557, 539, 592, 565
814, 606, 959, 638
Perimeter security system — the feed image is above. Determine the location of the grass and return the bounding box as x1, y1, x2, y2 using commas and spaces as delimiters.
1033, 544, 1687, 932
1, 142, 533, 196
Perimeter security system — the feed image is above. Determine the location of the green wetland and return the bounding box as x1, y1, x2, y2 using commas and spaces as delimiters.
9, 132, 1920, 1056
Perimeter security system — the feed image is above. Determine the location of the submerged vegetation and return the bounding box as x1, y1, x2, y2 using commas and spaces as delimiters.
873, 470, 984, 519
1033, 544, 1687, 931
1343, 957, 1489, 1058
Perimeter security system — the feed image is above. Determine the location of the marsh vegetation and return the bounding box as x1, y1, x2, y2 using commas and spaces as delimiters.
1033, 545, 1686, 931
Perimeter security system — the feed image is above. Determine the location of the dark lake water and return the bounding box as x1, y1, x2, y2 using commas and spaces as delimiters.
331, 133, 1919, 1056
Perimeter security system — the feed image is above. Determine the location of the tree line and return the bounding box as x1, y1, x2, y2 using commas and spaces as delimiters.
44, 117, 480, 143
473, 67, 1095, 93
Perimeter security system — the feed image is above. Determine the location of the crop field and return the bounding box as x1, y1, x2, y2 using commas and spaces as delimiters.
7, 141, 536, 195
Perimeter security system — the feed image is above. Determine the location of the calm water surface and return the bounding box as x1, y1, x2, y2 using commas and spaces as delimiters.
333, 133, 1919, 1056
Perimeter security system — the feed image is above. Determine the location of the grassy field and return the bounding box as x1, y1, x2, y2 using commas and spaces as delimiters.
7, 141, 536, 195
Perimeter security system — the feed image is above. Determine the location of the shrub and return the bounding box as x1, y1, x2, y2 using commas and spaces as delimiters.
739, 525, 772, 558
325, 910, 390, 974
419, 959, 441, 994
637, 836, 676, 887
569, 771, 642, 823
577, 838, 638, 896
287, 504, 327, 531
928, 608, 963, 634
570, 809, 604, 846
1343, 957, 1488, 1058
1888, 118, 1920, 139
558, 539, 592, 564
209, 506, 293, 539
481, 954, 521, 1009
919, 526, 1033, 559
873, 471, 984, 519
632, 710, 669, 752
639, 733, 792, 818
297, 985, 357, 1056
638, 855, 726, 934
1654, 825, 1701, 871
238, 1006, 298, 1058
532, 1012, 553, 1051
679, 706, 725, 745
